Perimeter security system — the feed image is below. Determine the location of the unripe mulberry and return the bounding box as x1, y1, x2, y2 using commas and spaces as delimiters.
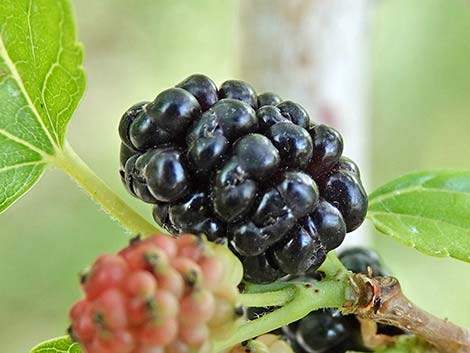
69, 234, 243, 353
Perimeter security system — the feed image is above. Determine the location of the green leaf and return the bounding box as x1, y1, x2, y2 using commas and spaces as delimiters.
0, 0, 85, 212
30, 336, 82, 353
368, 170, 470, 262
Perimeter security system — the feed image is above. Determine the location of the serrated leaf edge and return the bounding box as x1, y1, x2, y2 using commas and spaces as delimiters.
368, 169, 470, 262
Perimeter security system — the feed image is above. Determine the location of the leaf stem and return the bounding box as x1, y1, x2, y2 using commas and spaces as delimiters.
53, 141, 163, 236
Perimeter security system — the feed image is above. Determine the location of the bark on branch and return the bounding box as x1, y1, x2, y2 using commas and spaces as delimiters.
344, 274, 470, 353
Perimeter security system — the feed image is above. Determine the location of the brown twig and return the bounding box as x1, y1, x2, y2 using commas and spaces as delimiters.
357, 317, 397, 348
343, 274, 470, 353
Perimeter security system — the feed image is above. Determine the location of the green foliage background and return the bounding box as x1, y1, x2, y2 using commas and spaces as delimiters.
1, 0, 470, 352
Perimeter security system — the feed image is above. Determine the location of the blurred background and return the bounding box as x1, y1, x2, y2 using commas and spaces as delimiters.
1, 0, 470, 352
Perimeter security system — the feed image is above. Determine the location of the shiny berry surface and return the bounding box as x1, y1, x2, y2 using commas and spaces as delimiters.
213, 99, 258, 141
241, 254, 284, 284
123, 154, 157, 203
321, 171, 367, 232
336, 156, 360, 177
296, 309, 353, 352
338, 247, 387, 276
118, 75, 368, 283
234, 134, 280, 180
305, 200, 346, 252
272, 225, 326, 275
145, 148, 189, 202
269, 122, 313, 169
168, 192, 208, 230
146, 88, 201, 140
129, 111, 172, 151
257, 105, 289, 132
176, 74, 218, 111
219, 80, 258, 109
212, 158, 258, 222
257, 92, 282, 107
120, 143, 137, 169
230, 221, 272, 256
277, 172, 318, 219
277, 101, 311, 129
119, 101, 149, 149
307, 124, 344, 177
187, 133, 228, 176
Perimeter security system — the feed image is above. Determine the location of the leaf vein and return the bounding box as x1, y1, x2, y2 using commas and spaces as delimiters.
0, 22, 58, 149
0, 162, 44, 208
369, 210, 470, 234
0, 127, 48, 158
40, 0, 66, 141
370, 213, 469, 260
369, 186, 470, 207
26, 0, 36, 66
0, 160, 42, 172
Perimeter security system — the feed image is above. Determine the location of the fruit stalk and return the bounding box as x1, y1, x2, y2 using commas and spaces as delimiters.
214, 253, 352, 351
53, 141, 162, 236
213, 279, 348, 352
345, 274, 470, 353
238, 285, 296, 307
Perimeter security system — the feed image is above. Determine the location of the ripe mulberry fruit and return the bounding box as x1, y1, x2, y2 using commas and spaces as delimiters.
283, 308, 365, 353
338, 247, 388, 277
69, 233, 243, 353
119, 74, 368, 283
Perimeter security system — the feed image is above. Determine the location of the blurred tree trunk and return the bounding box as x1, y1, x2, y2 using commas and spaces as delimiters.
240, 0, 371, 245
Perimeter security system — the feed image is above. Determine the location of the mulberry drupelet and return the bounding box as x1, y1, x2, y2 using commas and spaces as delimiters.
118, 74, 368, 283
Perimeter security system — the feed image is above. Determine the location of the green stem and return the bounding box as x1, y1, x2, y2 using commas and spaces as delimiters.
318, 251, 350, 279
242, 281, 294, 294
214, 279, 348, 352
238, 286, 296, 307
53, 141, 163, 236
